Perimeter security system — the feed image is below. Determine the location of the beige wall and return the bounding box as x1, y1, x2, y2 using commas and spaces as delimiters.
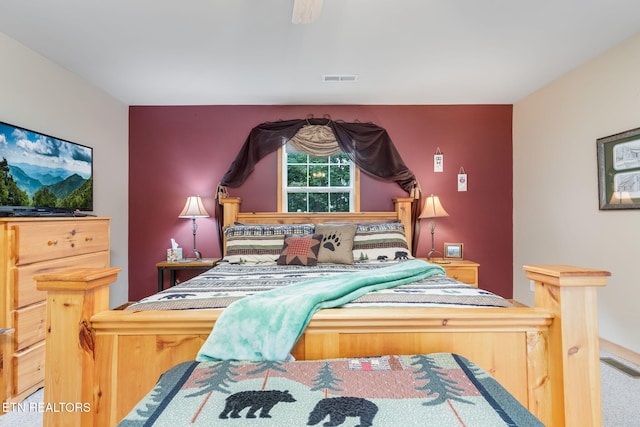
514, 32, 640, 354
0, 33, 129, 307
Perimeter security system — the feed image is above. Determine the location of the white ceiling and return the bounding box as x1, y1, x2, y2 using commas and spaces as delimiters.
1, 0, 640, 106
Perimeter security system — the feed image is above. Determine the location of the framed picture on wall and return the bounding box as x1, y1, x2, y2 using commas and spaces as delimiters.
597, 127, 640, 210
444, 243, 463, 260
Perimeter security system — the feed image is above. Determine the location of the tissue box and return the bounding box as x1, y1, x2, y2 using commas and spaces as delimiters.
166, 248, 183, 262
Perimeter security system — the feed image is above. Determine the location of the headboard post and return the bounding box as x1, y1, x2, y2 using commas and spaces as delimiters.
220, 197, 242, 227
393, 197, 414, 252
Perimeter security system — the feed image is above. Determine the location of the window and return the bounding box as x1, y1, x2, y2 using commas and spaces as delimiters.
279, 144, 359, 212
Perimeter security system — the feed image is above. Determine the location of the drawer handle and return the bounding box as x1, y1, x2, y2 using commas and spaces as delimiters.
47, 240, 58, 246
85, 236, 94, 242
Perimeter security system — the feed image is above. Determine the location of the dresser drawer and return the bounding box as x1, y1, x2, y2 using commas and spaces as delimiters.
13, 341, 45, 396
12, 219, 109, 265
12, 251, 110, 308
444, 267, 477, 286
13, 302, 46, 351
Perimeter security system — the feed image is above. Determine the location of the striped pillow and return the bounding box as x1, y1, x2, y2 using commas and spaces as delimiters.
352, 221, 413, 262
224, 224, 315, 264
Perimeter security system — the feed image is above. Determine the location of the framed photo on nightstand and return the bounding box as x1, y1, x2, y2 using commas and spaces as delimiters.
444, 242, 463, 260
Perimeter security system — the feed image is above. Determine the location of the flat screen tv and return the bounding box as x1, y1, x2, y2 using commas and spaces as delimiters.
0, 120, 93, 216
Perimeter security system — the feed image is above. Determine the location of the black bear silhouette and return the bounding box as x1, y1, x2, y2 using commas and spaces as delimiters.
307, 396, 378, 427
394, 251, 409, 260
158, 293, 196, 300
219, 390, 296, 419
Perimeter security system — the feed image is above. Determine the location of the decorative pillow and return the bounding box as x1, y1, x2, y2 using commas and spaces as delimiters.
352, 221, 413, 262
277, 234, 323, 266
314, 223, 357, 264
223, 224, 315, 263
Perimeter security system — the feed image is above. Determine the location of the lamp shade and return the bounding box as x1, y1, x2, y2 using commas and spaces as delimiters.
418, 194, 449, 219
292, 0, 323, 24
178, 196, 210, 218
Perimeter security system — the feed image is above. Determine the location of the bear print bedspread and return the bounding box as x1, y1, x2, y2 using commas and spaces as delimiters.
117, 353, 543, 426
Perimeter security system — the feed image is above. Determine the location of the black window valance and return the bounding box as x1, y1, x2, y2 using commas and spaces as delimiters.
219, 118, 417, 193
216, 118, 422, 253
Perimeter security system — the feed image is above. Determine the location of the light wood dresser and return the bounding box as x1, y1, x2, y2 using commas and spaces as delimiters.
0, 217, 110, 405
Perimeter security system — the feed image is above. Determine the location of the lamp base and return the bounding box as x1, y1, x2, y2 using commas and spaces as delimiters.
427, 249, 444, 260
192, 249, 202, 261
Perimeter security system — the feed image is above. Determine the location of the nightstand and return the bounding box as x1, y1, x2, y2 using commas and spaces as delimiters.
423, 259, 480, 287
156, 258, 220, 291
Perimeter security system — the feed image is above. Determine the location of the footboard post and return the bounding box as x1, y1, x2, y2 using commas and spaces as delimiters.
36, 267, 120, 427
524, 265, 609, 427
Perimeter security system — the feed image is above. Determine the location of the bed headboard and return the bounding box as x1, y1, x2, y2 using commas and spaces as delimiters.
219, 197, 415, 252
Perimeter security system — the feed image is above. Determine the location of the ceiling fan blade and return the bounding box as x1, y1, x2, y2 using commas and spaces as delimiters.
292, 0, 323, 24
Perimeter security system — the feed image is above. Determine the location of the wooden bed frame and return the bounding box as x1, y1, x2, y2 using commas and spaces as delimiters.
34, 197, 609, 427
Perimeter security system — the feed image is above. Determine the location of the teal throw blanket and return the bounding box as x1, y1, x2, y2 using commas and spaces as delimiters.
196, 259, 445, 362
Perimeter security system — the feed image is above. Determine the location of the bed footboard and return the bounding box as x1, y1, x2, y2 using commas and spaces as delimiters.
35, 265, 609, 427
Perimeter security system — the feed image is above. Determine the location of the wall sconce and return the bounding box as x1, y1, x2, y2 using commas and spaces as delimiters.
418, 194, 449, 260
178, 196, 210, 260
609, 191, 633, 205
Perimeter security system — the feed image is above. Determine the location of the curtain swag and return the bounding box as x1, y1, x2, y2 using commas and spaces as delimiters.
215, 118, 423, 254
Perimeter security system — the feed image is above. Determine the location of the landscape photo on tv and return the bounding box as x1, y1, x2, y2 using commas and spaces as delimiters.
0, 121, 93, 211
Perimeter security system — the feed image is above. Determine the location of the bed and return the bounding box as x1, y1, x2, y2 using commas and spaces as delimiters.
34, 196, 609, 427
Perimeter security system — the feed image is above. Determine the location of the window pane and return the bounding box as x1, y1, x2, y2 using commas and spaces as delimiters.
287, 164, 307, 187
332, 153, 350, 164
287, 152, 307, 163
329, 164, 350, 187
308, 192, 329, 212
282, 144, 355, 213
330, 193, 350, 212
288, 193, 307, 212
309, 165, 328, 187
309, 155, 326, 164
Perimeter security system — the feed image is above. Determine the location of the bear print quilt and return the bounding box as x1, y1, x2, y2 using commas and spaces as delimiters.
117, 353, 543, 426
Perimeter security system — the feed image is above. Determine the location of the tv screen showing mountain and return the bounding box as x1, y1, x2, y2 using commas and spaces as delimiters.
0, 121, 93, 212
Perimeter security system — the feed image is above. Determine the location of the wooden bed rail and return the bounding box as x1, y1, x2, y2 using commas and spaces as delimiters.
34, 264, 609, 427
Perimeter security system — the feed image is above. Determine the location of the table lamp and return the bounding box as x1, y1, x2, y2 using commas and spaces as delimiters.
178, 196, 210, 260
418, 194, 449, 260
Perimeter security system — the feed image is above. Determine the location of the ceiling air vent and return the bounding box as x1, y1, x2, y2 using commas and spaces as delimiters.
322, 74, 358, 83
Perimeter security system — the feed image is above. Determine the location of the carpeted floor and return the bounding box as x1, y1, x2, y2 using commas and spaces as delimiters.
1, 350, 638, 426
600, 349, 640, 427
0, 386, 43, 427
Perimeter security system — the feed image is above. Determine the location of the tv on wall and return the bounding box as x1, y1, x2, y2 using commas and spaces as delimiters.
0, 120, 93, 216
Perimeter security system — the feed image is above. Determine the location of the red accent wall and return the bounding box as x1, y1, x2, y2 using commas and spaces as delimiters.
129, 105, 513, 300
